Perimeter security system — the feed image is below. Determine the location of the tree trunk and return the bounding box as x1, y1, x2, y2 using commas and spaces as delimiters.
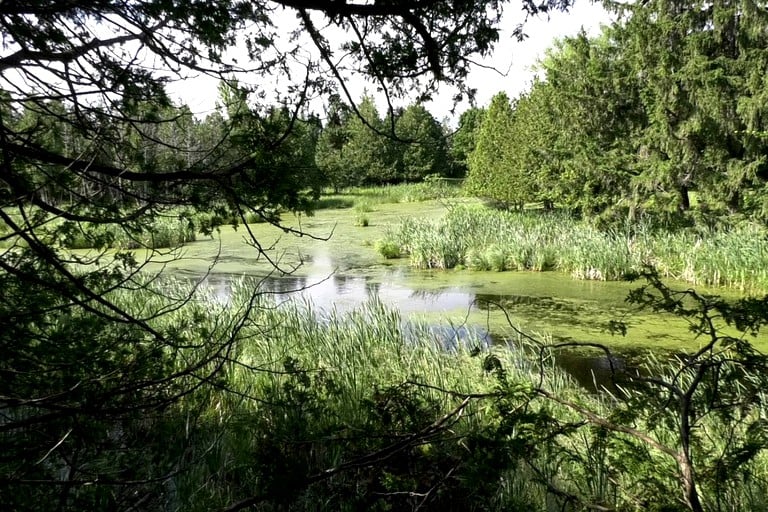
728, 190, 740, 213
679, 185, 690, 211
679, 389, 703, 512
678, 451, 704, 512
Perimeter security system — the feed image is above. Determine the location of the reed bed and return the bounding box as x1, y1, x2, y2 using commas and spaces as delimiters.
94, 276, 768, 511
328, 178, 464, 205
381, 204, 768, 292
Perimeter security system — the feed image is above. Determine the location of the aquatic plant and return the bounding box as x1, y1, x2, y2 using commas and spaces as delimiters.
379, 205, 768, 292
10, 269, 766, 511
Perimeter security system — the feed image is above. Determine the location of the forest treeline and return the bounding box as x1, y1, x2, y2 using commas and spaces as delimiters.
7, 81, 465, 212
467, 0, 768, 226
15, 0, 768, 229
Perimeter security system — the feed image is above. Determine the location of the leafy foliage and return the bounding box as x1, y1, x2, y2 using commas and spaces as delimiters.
0, 0, 584, 509
449, 107, 486, 178
462, 1, 768, 225
466, 92, 536, 208
394, 104, 450, 181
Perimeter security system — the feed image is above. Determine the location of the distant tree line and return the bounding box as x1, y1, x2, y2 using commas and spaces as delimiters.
314, 93, 471, 190
465, 0, 768, 226
8, 82, 481, 211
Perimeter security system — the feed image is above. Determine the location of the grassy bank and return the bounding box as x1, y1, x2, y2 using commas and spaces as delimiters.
379, 204, 768, 293
6, 266, 767, 511
316, 178, 464, 207
114, 280, 768, 510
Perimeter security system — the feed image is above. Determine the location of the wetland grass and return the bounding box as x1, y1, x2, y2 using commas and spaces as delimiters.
381, 204, 768, 292
315, 179, 464, 209
95, 277, 768, 511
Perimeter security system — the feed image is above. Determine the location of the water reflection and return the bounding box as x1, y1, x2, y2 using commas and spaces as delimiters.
553, 351, 641, 395
192, 272, 477, 316
183, 271, 647, 393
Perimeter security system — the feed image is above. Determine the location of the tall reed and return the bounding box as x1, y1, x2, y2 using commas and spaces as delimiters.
380, 205, 768, 292
97, 276, 768, 511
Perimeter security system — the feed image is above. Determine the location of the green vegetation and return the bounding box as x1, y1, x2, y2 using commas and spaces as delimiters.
315, 94, 455, 190
5, 0, 768, 511
6, 276, 765, 511
464, 0, 768, 226
319, 177, 464, 205
60, 215, 197, 250
380, 204, 768, 292
171, 279, 768, 511
466, 92, 534, 209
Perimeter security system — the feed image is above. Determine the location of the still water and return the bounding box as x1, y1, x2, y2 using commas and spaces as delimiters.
181, 263, 693, 392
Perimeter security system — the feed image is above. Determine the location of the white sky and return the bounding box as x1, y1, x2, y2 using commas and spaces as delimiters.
451, 2, 615, 110
167, 1, 615, 122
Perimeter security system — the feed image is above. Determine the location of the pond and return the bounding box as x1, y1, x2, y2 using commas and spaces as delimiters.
156, 200, 765, 391
174, 263, 700, 392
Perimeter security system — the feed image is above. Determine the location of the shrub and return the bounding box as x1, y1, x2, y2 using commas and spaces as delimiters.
376, 240, 401, 259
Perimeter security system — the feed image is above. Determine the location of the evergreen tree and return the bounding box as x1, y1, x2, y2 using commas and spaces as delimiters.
344, 94, 398, 185
620, 0, 768, 220
465, 92, 533, 208
394, 104, 449, 181
532, 30, 644, 219
315, 95, 355, 191
449, 106, 485, 178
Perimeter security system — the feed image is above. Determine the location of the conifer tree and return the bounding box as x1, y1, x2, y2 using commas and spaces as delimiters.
344, 94, 398, 185
394, 104, 449, 181
466, 92, 532, 208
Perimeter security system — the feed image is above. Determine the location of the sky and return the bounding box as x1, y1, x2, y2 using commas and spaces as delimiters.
167, 1, 615, 122
450, 1, 615, 110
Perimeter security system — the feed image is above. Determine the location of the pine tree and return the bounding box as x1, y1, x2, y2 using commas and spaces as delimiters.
394, 104, 449, 181
344, 94, 397, 185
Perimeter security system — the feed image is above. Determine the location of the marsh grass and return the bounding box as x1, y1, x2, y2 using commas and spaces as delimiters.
151, 281, 533, 510
91, 276, 768, 511
381, 205, 768, 292
315, 179, 464, 210
59, 215, 196, 250
352, 200, 373, 226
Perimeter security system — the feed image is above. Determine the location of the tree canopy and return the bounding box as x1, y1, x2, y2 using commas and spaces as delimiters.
0, 0, 576, 509
463, 0, 768, 226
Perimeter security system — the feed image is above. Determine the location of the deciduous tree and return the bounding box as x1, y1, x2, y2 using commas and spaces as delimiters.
0, 1, 574, 508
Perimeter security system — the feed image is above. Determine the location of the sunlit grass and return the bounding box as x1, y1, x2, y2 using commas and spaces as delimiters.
314, 178, 464, 210
96, 276, 768, 511
380, 204, 768, 293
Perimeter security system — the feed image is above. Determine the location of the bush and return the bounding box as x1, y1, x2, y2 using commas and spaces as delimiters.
376, 239, 401, 259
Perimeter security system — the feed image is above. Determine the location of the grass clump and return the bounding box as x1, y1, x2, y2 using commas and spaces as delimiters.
380, 204, 768, 292
353, 200, 374, 226
375, 239, 401, 258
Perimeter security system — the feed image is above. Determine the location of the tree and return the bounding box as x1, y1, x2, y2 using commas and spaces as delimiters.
343, 93, 398, 184
449, 106, 486, 178
526, 30, 645, 219
394, 104, 450, 181
619, 0, 768, 220
503, 82, 561, 210
0, 0, 576, 509
315, 94, 354, 191
465, 91, 535, 209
